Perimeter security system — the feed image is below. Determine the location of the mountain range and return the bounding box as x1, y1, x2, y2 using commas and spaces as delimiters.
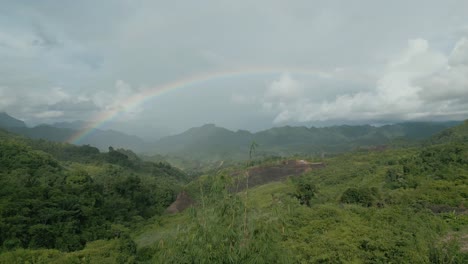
0, 112, 463, 160
150, 122, 460, 160
0, 113, 146, 151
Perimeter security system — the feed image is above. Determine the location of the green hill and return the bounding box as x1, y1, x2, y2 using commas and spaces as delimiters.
0, 122, 467, 263
3, 122, 147, 152
428, 120, 468, 144
0, 112, 26, 128
151, 121, 459, 161
0, 130, 187, 262
131, 121, 468, 263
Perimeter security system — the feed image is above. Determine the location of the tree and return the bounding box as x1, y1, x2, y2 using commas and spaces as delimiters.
294, 178, 317, 207
249, 141, 258, 160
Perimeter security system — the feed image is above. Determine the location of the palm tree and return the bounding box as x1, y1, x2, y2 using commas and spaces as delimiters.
249, 141, 258, 160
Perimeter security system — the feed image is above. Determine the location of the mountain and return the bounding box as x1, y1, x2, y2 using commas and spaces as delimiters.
0, 112, 26, 128
7, 125, 147, 152
77, 128, 147, 151
427, 120, 468, 144
0, 112, 462, 160
151, 124, 253, 160
0, 114, 147, 152
151, 121, 461, 160
50, 120, 91, 130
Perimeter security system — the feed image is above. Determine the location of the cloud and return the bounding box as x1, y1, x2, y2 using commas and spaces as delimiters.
33, 110, 64, 118
0, 86, 70, 109
0, 77, 145, 123
261, 73, 307, 122
0, 84, 103, 123
417, 37, 468, 103
263, 38, 468, 123
48, 99, 100, 112
231, 94, 257, 105
31, 24, 60, 49
449, 37, 468, 66
265, 73, 303, 100
2, 1, 468, 133
0, 87, 16, 108
92, 80, 143, 118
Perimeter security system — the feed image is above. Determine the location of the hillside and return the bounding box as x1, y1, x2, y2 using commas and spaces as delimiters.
132, 122, 468, 263
428, 120, 468, 145
0, 112, 26, 128
151, 121, 459, 161
151, 124, 253, 160
0, 130, 188, 262
0, 122, 467, 263
1, 113, 458, 162
0, 114, 147, 152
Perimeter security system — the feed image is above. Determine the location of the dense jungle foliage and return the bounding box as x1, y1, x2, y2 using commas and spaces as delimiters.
0, 129, 187, 262
0, 121, 467, 263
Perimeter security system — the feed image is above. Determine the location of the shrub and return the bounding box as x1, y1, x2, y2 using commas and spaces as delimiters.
340, 187, 379, 207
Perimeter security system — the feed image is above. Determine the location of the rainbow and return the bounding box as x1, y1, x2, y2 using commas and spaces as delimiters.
68, 66, 331, 144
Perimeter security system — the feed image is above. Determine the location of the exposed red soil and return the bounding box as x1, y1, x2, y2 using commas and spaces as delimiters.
166, 191, 195, 214
231, 160, 325, 192
167, 160, 325, 214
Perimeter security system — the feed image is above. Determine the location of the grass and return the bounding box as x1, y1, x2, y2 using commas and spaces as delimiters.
133, 212, 190, 248
0, 239, 129, 264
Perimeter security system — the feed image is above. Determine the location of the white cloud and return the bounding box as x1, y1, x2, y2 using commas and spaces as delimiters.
417, 37, 468, 102
92, 80, 143, 118
2, 1, 468, 132
260, 73, 310, 123
33, 110, 64, 118
449, 37, 468, 66
263, 38, 468, 123
41, 87, 71, 105
265, 73, 303, 100
0, 85, 100, 122
0, 87, 16, 108
0, 86, 71, 110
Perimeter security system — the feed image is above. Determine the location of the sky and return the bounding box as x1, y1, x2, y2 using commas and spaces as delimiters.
1, 0, 468, 139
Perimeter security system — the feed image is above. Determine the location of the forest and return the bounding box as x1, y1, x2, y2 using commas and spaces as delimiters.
0, 121, 466, 263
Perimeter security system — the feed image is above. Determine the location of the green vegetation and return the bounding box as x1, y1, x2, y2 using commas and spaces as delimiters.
0, 129, 186, 261
0, 112, 147, 151
151, 122, 459, 164
0, 121, 467, 263
130, 121, 467, 263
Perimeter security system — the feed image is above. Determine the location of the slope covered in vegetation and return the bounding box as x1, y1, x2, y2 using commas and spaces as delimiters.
0, 121, 467, 263
151, 122, 458, 162
133, 122, 468, 263
0, 129, 187, 262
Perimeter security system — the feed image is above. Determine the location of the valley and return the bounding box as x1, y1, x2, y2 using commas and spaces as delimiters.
0, 120, 466, 263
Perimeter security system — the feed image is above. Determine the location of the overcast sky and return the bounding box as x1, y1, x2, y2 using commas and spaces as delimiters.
1, 0, 468, 138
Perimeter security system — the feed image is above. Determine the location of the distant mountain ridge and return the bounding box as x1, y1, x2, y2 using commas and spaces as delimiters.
151, 121, 462, 160
0, 112, 26, 128
0, 113, 146, 151
0, 112, 463, 159
427, 120, 468, 144
50, 120, 92, 130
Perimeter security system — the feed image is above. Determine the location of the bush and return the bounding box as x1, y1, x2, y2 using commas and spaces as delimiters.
293, 177, 317, 207
340, 187, 379, 207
